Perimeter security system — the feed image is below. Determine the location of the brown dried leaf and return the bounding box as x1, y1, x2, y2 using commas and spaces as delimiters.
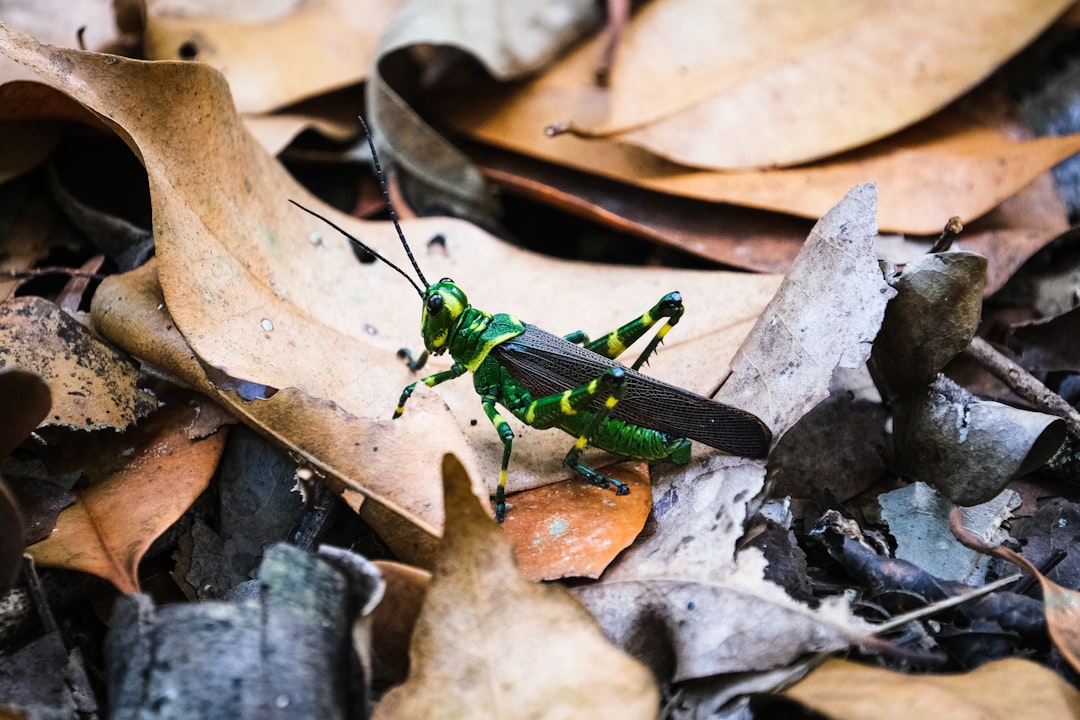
779, 657, 1080, 719
441, 90, 1080, 235
0, 297, 156, 431
0, 26, 781, 558
560, 0, 1073, 168
370, 560, 429, 687
25, 397, 227, 593
144, 0, 401, 112
0, 367, 50, 456
500, 461, 651, 581
371, 455, 659, 720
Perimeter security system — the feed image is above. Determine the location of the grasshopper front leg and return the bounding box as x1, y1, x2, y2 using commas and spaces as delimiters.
394, 363, 467, 418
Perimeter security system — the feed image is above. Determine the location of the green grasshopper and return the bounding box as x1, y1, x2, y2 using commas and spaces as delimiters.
291, 133, 772, 522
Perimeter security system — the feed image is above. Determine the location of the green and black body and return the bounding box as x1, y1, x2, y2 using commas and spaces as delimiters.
291, 123, 772, 521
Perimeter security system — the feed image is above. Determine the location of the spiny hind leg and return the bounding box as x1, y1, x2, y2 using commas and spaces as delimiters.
583, 292, 685, 370
558, 368, 631, 496
516, 367, 632, 495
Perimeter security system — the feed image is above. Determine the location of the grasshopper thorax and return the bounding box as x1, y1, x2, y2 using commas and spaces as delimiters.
421, 278, 468, 354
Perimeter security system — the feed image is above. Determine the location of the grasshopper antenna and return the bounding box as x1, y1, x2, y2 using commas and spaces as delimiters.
358, 116, 430, 290
288, 199, 425, 298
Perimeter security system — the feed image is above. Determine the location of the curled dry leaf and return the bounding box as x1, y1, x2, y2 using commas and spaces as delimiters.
26, 396, 228, 594
144, 0, 401, 113
0, 367, 51, 591
951, 507, 1080, 674
558, 0, 1073, 168
778, 657, 1080, 719
499, 461, 651, 581
893, 374, 1066, 506
0, 296, 156, 431
369, 560, 429, 687
0, 24, 781, 559
870, 251, 987, 398
440, 88, 1080, 235
368, 0, 600, 218
576, 185, 887, 681
372, 455, 659, 720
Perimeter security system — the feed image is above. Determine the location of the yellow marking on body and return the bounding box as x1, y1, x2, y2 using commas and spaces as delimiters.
394, 406, 405, 415
525, 403, 537, 424
575, 436, 589, 450
424, 377, 438, 387
443, 295, 464, 318
587, 379, 600, 393
559, 390, 576, 416
606, 335, 626, 357
498, 468, 507, 488
605, 396, 620, 410
432, 329, 448, 348
656, 323, 672, 340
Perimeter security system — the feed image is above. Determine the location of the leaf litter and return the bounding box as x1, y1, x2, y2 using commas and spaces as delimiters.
1, 2, 1080, 717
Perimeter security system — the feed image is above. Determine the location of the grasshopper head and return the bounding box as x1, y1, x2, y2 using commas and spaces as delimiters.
421, 278, 468, 354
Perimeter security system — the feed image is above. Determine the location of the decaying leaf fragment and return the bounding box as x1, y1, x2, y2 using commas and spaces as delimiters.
777, 657, 1080, 719
893, 375, 1065, 505
952, 508, 1080, 674
870, 251, 987, 398
0, 296, 156, 431
372, 455, 659, 720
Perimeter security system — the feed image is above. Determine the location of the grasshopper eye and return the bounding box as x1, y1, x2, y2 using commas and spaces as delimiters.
426, 293, 444, 316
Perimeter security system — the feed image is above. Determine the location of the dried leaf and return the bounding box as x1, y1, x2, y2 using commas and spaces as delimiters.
500, 461, 651, 581
26, 397, 227, 593
1007, 306, 1080, 372
577, 185, 887, 681
441, 90, 1080, 235
0, 27, 781, 558
372, 455, 659, 720
0, 367, 50, 456
0, 296, 156, 431
144, 0, 401, 113
370, 560, 429, 687
879, 481, 1019, 585
870, 251, 987, 398
778, 657, 1080, 719
893, 375, 1066, 505
559, 0, 1073, 168
368, 0, 600, 218
0, 367, 51, 591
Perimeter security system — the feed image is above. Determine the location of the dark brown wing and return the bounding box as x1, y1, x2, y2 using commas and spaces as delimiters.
491, 323, 771, 457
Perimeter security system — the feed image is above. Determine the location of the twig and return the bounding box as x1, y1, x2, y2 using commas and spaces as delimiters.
964, 335, 1080, 438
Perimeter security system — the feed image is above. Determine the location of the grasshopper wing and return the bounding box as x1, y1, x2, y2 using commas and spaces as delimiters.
493, 324, 771, 458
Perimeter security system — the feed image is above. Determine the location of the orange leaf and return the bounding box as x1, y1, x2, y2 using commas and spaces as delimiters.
26, 398, 227, 593
500, 461, 652, 581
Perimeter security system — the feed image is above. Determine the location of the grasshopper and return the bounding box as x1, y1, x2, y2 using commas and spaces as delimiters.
291, 131, 771, 522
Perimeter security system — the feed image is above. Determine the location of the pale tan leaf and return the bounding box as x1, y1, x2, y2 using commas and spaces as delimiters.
372, 455, 659, 720
780, 657, 1080, 720
144, 0, 402, 112
555, 0, 1073, 169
